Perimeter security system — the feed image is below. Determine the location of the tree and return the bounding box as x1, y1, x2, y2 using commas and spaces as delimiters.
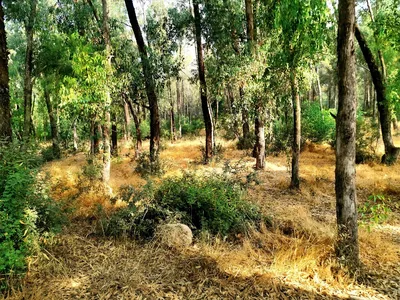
124, 0, 160, 163
355, 25, 400, 163
193, 1, 214, 163
336, 0, 360, 272
0, 0, 12, 142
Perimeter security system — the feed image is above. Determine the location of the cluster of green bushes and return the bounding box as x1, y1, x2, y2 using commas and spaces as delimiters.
102, 172, 265, 239
0, 143, 66, 287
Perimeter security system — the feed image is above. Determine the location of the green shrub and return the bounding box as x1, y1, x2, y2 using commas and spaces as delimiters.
359, 194, 392, 231
0, 143, 65, 285
134, 152, 164, 178
301, 102, 336, 144
102, 172, 264, 239
237, 133, 256, 150
40, 145, 55, 162
355, 112, 380, 164
200, 143, 224, 163
181, 117, 203, 136
81, 157, 103, 181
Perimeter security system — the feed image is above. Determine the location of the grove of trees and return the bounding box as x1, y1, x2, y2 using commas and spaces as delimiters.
1, 0, 400, 288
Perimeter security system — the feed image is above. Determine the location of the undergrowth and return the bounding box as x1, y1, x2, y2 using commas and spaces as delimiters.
101, 171, 265, 240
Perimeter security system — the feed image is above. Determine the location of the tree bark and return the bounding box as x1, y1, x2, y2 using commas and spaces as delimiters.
245, 0, 255, 54
290, 67, 301, 189
193, 1, 214, 162
43, 86, 61, 159
23, 0, 37, 140
125, 0, 160, 162
254, 111, 265, 169
316, 66, 323, 110
240, 87, 250, 140
111, 114, 118, 156
73, 118, 78, 152
336, 0, 360, 273
0, 0, 12, 142
355, 25, 399, 163
123, 100, 131, 141
176, 78, 182, 139
101, 0, 112, 183
126, 98, 142, 159
169, 81, 176, 142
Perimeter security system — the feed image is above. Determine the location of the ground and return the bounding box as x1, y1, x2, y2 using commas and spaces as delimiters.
3, 136, 400, 299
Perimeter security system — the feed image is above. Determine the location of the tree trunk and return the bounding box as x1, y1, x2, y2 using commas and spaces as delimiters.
240, 86, 250, 140
290, 67, 301, 189
364, 72, 370, 110
126, 98, 142, 158
254, 110, 265, 169
245, 0, 255, 54
91, 120, 100, 155
102, 0, 112, 183
0, 0, 12, 142
111, 114, 118, 156
227, 85, 239, 138
73, 118, 78, 152
169, 81, 176, 142
125, 0, 160, 162
355, 25, 399, 163
176, 78, 182, 139
43, 86, 61, 159
193, 1, 214, 163
316, 66, 323, 110
336, 0, 360, 273
23, 0, 37, 140
123, 100, 131, 141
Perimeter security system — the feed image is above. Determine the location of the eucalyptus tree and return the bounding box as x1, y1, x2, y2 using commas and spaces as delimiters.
4, 0, 39, 139
274, 0, 329, 188
193, 0, 214, 162
336, 0, 360, 273
125, 0, 160, 163
0, 0, 12, 142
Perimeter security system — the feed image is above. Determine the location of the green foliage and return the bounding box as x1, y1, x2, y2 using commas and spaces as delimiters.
0, 143, 65, 283
200, 143, 224, 164
102, 172, 263, 239
301, 102, 335, 144
268, 119, 291, 154
358, 194, 392, 231
237, 133, 256, 150
135, 152, 165, 178
40, 145, 56, 162
81, 157, 103, 181
181, 117, 203, 136
356, 112, 380, 164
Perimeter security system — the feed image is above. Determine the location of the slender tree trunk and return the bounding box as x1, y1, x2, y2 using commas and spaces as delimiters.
101, 0, 112, 183
245, 0, 255, 54
0, 0, 12, 142
316, 66, 323, 110
127, 99, 142, 158
91, 120, 100, 155
73, 118, 78, 152
111, 114, 118, 156
254, 108, 265, 169
290, 67, 301, 189
240, 87, 250, 140
43, 86, 61, 159
227, 85, 239, 138
176, 78, 182, 139
193, 1, 214, 162
23, 0, 37, 140
355, 25, 399, 163
123, 100, 131, 141
169, 81, 176, 142
336, 0, 360, 273
125, 0, 160, 162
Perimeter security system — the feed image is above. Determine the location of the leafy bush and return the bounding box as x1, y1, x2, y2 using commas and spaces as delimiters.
355, 112, 380, 164
40, 145, 56, 162
268, 119, 291, 153
103, 173, 263, 239
359, 194, 392, 231
237, 133, 256, 150
200, 143, 224, 163
81, 157, 103, 181
301, 102, 336, 144
0, 143, 65, 284
181, 117, 203, 136
134, 152, 164, 178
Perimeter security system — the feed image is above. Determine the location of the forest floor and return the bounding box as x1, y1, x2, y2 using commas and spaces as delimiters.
4, 136, 400, 300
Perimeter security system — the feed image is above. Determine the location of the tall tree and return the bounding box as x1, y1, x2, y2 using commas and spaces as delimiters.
22, 0, 37, 139
0, 0, 12, 142
124, 0, 160, 163
193, 1, 214, 163
355, 25, 400, 163
101, 0, 112, 183
336, 0, 360, 272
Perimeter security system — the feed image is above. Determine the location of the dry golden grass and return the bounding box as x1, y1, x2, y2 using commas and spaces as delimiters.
4, 137, 400, 299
